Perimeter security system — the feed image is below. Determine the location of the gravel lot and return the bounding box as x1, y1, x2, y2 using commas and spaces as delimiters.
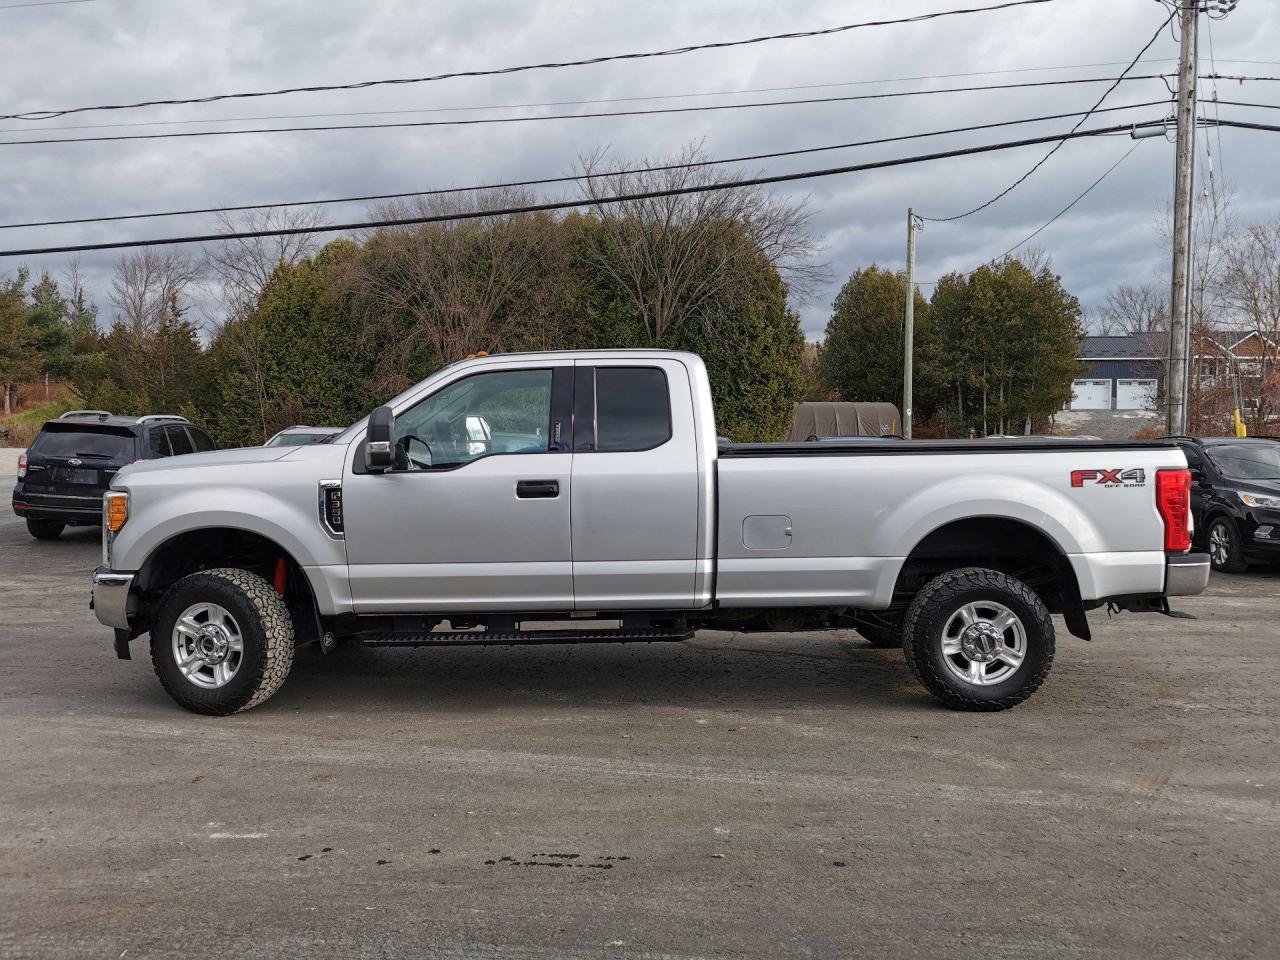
2, 480, 1278, 959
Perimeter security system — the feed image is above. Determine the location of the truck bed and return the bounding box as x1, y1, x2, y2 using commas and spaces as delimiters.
714, 437, 1188, 609
719, 438, 1180, 457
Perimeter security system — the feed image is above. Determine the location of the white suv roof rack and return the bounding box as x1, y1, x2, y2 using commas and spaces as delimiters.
58, 410, 113, 420
136, 414, 191, 424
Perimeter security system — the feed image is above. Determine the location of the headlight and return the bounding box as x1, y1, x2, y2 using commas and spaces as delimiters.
105, 491, 129, 532
1241, 492, 1280, 509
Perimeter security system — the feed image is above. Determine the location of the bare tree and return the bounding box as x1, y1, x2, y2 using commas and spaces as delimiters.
1100, 283, 1168, 337
204, 207, 325, 324
106, 250, 205, 409
577, 144, 822, 344
110, 249, 204, 336
1220, 220, 1280, 427
344, 189, 566, 390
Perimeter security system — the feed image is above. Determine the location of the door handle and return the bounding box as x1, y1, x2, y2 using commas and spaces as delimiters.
516, 479, 559, 499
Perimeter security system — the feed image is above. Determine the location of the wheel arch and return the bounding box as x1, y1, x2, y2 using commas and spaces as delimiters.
892, 515, 1090, 640
134, 526, 321, 644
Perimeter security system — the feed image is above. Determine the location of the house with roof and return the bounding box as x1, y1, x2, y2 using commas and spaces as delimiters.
1193, 330, 1276, 411
1069, 334, 1164, 411
1069, 329, 1278, 419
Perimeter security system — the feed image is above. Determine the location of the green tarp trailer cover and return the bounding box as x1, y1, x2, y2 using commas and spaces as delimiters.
787, 402, 903, 441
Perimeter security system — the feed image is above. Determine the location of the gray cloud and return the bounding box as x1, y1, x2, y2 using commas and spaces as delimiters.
1, 0, 1276, 338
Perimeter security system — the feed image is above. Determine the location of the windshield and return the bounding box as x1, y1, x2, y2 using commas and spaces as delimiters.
31, 426, 134, 460
1207, 443, 1280, 481
267, 432, 331, 447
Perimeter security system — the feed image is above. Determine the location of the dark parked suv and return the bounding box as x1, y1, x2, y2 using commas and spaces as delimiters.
12, 411, 215, 540
1170, 436, 1280, 572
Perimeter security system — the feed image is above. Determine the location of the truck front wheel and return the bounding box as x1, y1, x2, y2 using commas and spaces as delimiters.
150, 568, 295, 716
901, 567, 1054, 711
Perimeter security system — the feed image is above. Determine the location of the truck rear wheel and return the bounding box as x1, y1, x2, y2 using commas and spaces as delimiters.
902, 567, 1054, 711
150, 567, 295, 716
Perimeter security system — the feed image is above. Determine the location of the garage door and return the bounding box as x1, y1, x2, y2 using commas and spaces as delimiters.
1116, 379, 1156, 410
1071, 379, 1111, 410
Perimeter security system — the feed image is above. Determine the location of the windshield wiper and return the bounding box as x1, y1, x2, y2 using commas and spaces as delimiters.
73, 452, 114, 458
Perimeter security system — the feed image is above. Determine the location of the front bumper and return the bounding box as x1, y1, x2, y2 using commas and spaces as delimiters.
1165, 552, 1211, 596
92, 567, 136, 630
1242, 510, 1280, 559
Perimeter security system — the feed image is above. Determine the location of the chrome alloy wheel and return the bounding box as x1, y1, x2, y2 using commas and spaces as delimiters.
941, 600, 1027, 686
1209, 522, 1231, 567
171, 602, 244, 689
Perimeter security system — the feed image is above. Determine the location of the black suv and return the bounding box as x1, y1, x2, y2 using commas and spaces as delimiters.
12, 411, 216, 540
1170, 436, 1280, 572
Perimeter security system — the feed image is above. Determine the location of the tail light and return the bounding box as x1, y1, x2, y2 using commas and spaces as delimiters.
1156, 469, 1192, 553
16, 452, 27, 478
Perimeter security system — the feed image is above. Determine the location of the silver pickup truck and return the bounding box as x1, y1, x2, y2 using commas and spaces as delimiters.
92, 349, 1209, 715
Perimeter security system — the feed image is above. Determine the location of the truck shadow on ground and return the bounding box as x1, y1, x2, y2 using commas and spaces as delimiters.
271, 632, 937, 714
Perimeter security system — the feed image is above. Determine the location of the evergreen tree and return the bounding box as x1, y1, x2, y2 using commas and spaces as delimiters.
0, 271, 42, 415
819, 265, 930, 411
928, 259, 1082, 436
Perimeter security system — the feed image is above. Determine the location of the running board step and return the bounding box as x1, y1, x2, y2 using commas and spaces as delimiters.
358, 627, 694, 648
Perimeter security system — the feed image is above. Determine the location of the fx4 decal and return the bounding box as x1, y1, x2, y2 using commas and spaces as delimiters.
1071, 468, 1147, 488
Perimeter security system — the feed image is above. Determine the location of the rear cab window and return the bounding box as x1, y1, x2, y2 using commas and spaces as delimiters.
587, 367, 672, 452
31, 424, 135, 461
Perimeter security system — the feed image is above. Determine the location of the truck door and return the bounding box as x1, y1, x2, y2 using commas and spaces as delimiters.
570, 359, 700, 610
343, 363, 574, 613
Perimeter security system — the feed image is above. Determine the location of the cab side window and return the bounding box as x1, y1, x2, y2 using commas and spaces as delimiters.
394, 368, 553, 470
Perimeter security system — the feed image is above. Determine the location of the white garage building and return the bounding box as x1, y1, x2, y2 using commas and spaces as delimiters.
1069, 335, 1162, 412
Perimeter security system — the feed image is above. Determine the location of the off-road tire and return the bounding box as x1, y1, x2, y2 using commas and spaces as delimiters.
1207, 517, 1249, 574
901, 567, 1054, 711
26, 518, 65, 540
150, 567, 295, 716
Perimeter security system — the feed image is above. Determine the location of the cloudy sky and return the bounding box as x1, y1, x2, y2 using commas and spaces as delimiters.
1, 0, 1277, 339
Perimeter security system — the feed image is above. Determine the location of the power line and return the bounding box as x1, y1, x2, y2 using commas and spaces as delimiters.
985, 139, 1147, 263
1210, 99, 1280, 110
4, 68, 1264, 138
0, 0, 1060, 121
1205, 117, 1280, 134
0, 62, 1201, 136
0, 120, 1166, 258
0, 65, 1172, 136
0, 75, 1174, 147
919, 4, 1177, 222
0, 0, 94, 9
1, 100, 1169, 230
920, 139, 1147, 285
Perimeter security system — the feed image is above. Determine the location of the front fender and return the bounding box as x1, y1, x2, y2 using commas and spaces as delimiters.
110, 477, 344, 573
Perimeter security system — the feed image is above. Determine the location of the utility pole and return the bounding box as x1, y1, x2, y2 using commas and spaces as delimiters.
903, 209, 921, 440
1167, 1, 1200, 436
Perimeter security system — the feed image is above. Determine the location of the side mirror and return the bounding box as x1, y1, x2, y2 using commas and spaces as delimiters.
364, 406, 396, 473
